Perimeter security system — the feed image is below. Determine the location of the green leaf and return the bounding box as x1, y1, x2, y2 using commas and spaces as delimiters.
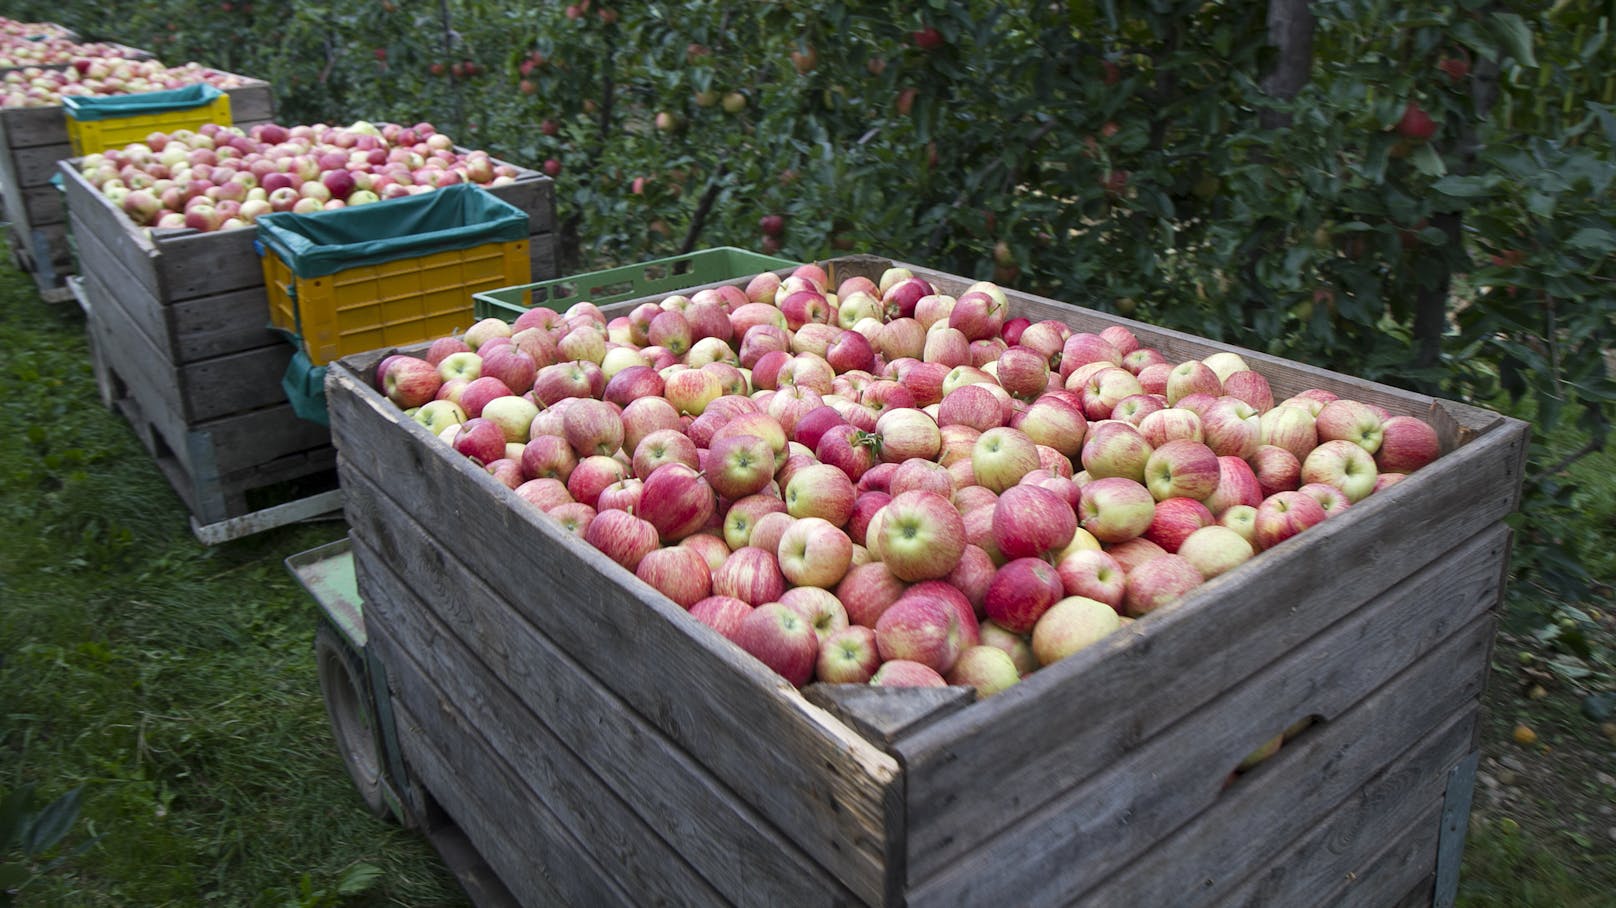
1488, 12, 1537, 68
1411, 143, 1447, 177
1566, 226, 1616, 256
0, 786, 33, 850
336, 863, 384, 896
22, 787, 84, 857
1431, 175, 1496, 198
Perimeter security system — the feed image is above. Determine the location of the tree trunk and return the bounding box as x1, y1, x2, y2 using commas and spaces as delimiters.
1260, 0, 1315, 129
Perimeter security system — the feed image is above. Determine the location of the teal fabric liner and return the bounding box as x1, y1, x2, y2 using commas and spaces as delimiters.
282, 350, 329, 426
62, 83, 224, 121
254, 184, 529, 280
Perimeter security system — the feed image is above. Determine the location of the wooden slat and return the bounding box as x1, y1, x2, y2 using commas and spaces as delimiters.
326, 363, 900, 907
359, 554, 731, 907
380, 662, 629, 908
351, 529, 858, 906
57, 158, 166, 301
1085, 705, 1474, 908
1322, 810, 1443, 908
903, 523, 1505, 906
1210, 753, 1458, 908
896, 424, 1523, 887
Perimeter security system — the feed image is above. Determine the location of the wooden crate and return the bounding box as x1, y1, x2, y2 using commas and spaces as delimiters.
0, 76, 273, 301
60, 150, 555, 542
322, 254, 1528, 907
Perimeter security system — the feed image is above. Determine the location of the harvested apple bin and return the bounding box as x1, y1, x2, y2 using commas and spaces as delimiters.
72, 119, 524, 232
0, 58, 242, 108
374, 263, 1447, 700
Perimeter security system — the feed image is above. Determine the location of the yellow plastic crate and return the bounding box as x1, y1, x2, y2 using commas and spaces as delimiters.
65, 90, 232, 156
264, 237, 531, 366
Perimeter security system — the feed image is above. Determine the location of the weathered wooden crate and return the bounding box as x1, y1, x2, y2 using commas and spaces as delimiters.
0, 75, 273, 301
60, 151, 555, 542
323, 253, 1528, 907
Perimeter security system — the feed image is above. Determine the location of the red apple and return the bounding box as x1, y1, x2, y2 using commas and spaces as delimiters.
734, 602, 820, 687
583, 508, 660, 573
992, 483, 1078, 560
1077, 476, 1157, 543
1376, 415, 1441, 474
816, 625, 882, 684
983, 557, 1066, 635
835, 561, 910, 628
1032, 596, 1123, 666
874, 589, 967, 674
712, 546, 788, 607
636, 545, 713, 608
1123, 553, 1204, 617
1252, 490, 1329, 550
876, 490, 967, 581
1055, 548, 1127, 612
776, 517, 855, 589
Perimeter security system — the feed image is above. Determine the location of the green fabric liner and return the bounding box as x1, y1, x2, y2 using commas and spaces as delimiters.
282, 350, 330, 426
254, 183, 529, 280
62, 83, 224, 121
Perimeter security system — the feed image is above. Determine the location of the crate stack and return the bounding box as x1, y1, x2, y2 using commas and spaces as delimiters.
0, 34, 272, 300
319, 253, 1528, 907
60, 139, 557, 543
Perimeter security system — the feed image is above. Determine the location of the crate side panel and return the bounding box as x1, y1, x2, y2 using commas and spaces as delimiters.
74, 215, 175, 357
356, 549, 730, 907
483, 169, 556, 236
352, 531, 855, 907
157, 226, 265, 301
373, 636, 632, 908
1088, 706, 1473, 908
898, 430, 1524, 881
326, 364, 899, 907
58, 158, 165, 301
905, 527, 1505, 906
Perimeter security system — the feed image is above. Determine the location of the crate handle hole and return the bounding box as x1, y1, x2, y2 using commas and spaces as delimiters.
1222, 713, 1324, 790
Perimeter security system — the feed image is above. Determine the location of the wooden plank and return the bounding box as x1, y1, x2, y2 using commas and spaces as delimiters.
379, 656, 627, 908
897, 425, 1523, 887
1322, 810, 1443, 908
1061, 618, 1492, 907
1210, 750, 1458, 908
352, 529, 856, 907
325, 363, 900, 907
804, 684, 975, 751
903, 525, 1507, 906
57, 157, 165, 303
361, 557, 728, 908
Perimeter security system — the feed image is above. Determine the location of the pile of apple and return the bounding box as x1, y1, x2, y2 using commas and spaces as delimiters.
76, 120, 524, 232
0, 58, 253, 108
0, 18, 74, 41
0, 35, 144, 71
372, 265, 1443, 701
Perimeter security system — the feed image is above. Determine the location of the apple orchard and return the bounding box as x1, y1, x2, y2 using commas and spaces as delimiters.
375, 264, 1443, 715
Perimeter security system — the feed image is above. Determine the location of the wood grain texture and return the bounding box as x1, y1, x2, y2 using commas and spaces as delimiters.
326, 363, 901, 907
1211, 745, 1462, 908
351, 529, 858, 907
377, 644, 630, 908
803, 685, 974, 751
1322, 809, 1444, 908
898, 435, 1521, 887
359, 549, 731, 908
904, 531, 1504, 906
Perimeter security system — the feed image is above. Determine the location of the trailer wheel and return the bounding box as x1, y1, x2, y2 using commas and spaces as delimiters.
315, 623, 391, 820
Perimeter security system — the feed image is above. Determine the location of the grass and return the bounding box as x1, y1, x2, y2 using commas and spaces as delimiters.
0, 235, 1611, 906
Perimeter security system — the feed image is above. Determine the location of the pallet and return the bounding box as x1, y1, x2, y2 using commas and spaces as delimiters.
0, 77, 275, 301
80, 274, 343, 544
321, 254, 1529, 906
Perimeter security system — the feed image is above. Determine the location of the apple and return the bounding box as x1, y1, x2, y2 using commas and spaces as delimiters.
1011, 395, 1088, 459
1258, 404, 1319, 462
706, 433, 777, 500
481, 395, 541, 444
583, 508, 660, 573
943, 543, 998, 616
463, 316, 513, 350
1201, 455, 1264, 516
1252, 490, 1329, 550
946, 645, 1021, 698
1080, 420, 1154, 482
779, 587, 851, 644
816, 625, 883, 684
1137, 407, 1203, 448
876, 490, 968, 581
514, 478, 573, 512
712, 546, 788, 606
1221, 370, 1275, 412
734, 602, 820, 687
971, 426, 1041, 493
638, 462, 717, 542
689, 596, 754, 640
1200, 352, 1250, 383
1218, 504, 1258, 546
938, 384, 1005, 433
632, 428, 700, 480
383, 356, 444, 408
776, 517, 855, 589
1142, 439, 1221, 502
1054, 548, 1127, 612
531, 361, 593, 406
1314, 398, 1385, 454
874, 407, 943, 463
566, 455, 631, 509
870, 660, 948, 688
1200, 397, 1262, 459
978, 621, 1038, 676
1298, 481, 1354, 518
835, 561, 910, 628
521, 434, 578, 482
1143, 496, 1216, 553
636, 545, 713, 608
1164, 360, 1223, 404
1123, 554, 1204, 617
451, 417, 506, 465
1376, 415, 1441, 473
785, 463, 858, 526
457, 375, 515, 418
1079, 366, 1144, 421
1248, 444, 1303, 498
874, 590, 967, 674
1300, 439, 1379, 503
982, 556, 1066, 635
991, 483, 1077, 560
411, 398, 467, 436
1031, 596, 1122, 666
1176, 525, 1255, 579
1077, 477, 1157, 543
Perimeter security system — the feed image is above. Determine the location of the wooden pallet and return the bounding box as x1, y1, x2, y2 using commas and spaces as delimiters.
322, 253, 1529, 907
0, 77, 276, 302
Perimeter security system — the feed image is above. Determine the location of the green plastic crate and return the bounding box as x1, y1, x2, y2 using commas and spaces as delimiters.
472, 246, 797, 322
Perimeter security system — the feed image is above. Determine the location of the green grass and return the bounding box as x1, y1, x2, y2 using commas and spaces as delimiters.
0, 236, 1612, 905
0, 252, 466, 905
